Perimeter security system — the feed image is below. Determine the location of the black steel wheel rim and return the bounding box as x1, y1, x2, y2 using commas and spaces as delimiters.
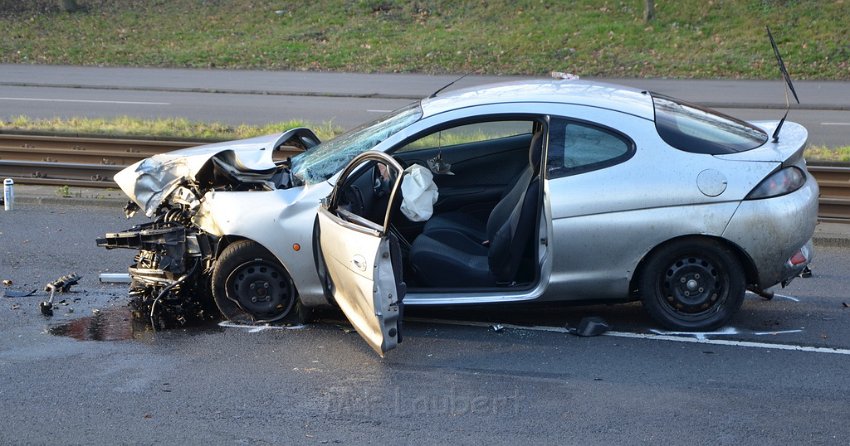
226, 259, 294, 319
659, 255, 728, 317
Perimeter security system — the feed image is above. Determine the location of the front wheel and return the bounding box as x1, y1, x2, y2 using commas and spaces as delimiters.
638, 238, 745, 331
212, 240, 308, 324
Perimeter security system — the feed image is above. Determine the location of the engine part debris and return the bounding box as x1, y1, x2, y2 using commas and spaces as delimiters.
99, 273, 132, 284
1, 289, 37, 298
40, 273, 82, 317
45, 273, 82, 293
567, 317, 610, 337
39, 301, 53, 316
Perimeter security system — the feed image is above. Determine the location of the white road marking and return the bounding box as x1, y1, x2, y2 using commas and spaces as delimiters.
746, 291, 801, 302
606, 331, 850, 355
650, 327, 804, 340
366, 109, 392, 113
821, 122, 850, 126
0, 97, 169, 105
773, 293, 801, 302
219, 321, 305, 332
406, 317, 850, 356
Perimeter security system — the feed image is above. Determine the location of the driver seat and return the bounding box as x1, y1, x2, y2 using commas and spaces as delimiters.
408, 130, 543, 287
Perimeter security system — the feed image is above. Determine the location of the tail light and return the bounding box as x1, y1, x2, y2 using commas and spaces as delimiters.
745, 166, 805, 200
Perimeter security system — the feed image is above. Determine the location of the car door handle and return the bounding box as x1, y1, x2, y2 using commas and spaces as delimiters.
352, 255, 367, 271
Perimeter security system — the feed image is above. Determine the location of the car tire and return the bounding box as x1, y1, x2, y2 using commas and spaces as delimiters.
638, 238, 745, 331
211, 240, 308, 324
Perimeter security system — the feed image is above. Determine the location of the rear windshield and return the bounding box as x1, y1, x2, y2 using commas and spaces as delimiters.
652, 94, 767, 154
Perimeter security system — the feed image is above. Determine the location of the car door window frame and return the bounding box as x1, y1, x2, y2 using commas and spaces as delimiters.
547, 117, 635, 178
326, 151, 405, 234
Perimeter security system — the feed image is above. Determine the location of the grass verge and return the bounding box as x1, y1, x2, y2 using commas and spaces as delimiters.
2, 0, 849, 79
1, 116, 342, 141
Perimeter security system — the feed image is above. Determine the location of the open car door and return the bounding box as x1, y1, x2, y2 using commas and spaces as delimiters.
315, 151, 406, 356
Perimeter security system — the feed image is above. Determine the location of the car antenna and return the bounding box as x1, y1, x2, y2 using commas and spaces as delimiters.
429, 73, 470, 98
767, 26, 800, 143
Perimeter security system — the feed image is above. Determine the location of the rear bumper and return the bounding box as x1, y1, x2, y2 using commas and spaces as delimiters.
722, 174, 818, 289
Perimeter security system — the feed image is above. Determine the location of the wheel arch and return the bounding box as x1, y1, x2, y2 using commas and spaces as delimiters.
212, 235, 303, 298
629, 234, 760, 296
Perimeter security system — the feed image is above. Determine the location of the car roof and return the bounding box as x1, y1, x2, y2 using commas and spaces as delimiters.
419, 79, 655, 120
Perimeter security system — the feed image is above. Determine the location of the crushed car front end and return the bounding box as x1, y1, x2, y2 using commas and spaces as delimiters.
96, 129, 320, 325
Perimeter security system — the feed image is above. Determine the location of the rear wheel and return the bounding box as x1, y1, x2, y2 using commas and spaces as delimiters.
638, 239, 745, 331
212, 240, 309, 324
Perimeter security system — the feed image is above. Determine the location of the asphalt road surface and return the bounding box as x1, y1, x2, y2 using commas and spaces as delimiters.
1, 64, 849, 147
1, 202, 848, 445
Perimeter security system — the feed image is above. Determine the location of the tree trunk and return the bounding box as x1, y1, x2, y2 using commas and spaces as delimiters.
643, 0, 655, 22
59, 0, 79, 12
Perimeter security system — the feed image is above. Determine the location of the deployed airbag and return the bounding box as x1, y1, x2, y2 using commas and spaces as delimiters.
400, 164, 438, 222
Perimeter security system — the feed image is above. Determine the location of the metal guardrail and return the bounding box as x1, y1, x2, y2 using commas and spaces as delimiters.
808, 165, 850, 222
0, 134, 848, 221
0, 134, 200, 187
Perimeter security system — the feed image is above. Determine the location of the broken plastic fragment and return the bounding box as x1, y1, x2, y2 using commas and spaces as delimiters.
490, 324, 504, 333
1, 289, 37, 298
567, 317, 610, 337
551, 71, 580, 80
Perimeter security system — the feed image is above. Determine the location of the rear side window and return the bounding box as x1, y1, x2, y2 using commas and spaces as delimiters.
652, 94, 767, 154
547, 119, 633, 178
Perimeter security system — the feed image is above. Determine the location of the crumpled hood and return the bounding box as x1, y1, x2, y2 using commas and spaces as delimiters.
115, 133, 286, 216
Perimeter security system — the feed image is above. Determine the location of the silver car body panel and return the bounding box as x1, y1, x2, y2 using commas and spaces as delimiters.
717, 121, 807, 163
108, 79, 818, 312
317, 207, 400, 356
722, 168, 819, 288
420, 80, 655, 121
192, 182, 332, 306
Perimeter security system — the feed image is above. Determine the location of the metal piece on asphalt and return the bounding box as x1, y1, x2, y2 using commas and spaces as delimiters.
568, 317, 610, 337
98, 273, 132, 283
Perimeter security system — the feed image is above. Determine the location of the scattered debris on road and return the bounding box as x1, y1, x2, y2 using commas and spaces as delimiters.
567, 317, 610, 337
40, 273, 82, 316
1, 288, 37, 298
98, 273, 131, 284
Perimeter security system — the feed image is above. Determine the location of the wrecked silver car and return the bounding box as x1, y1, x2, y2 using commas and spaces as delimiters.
99, 79, 818, 355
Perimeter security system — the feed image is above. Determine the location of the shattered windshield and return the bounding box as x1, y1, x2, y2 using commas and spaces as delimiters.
290, 103, 422, 185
